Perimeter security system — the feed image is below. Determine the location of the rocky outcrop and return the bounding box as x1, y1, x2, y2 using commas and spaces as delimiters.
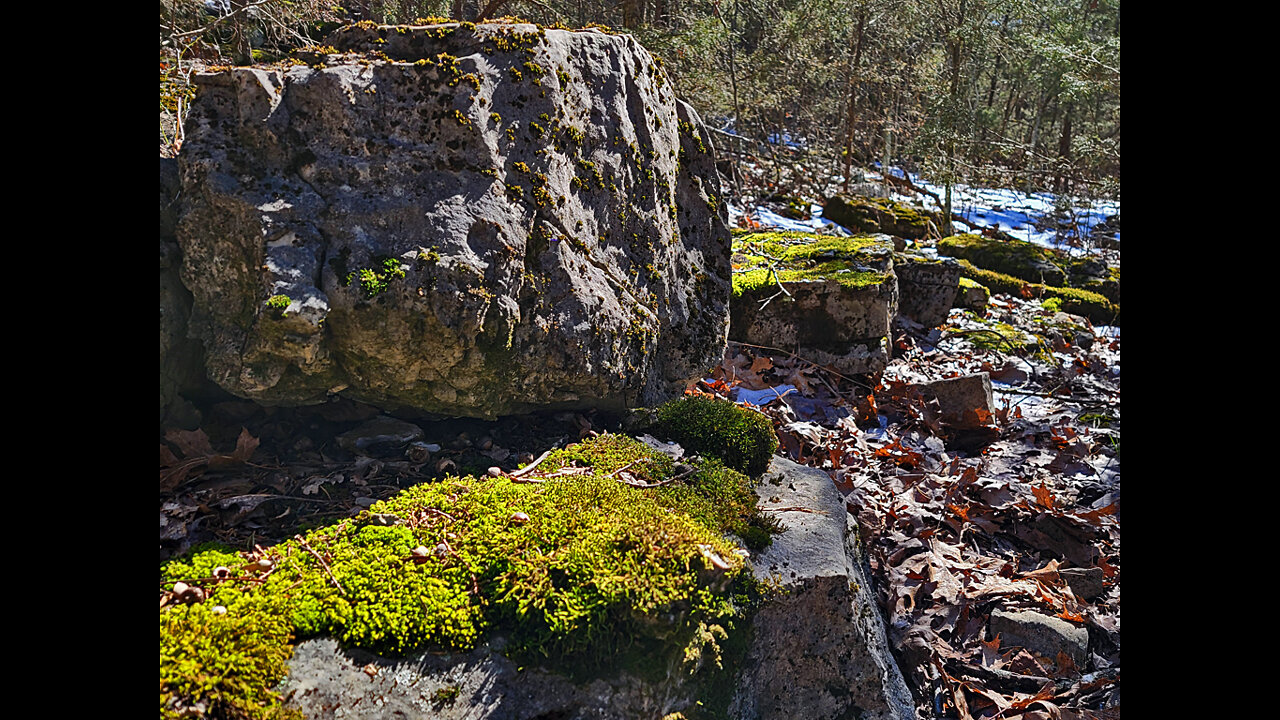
730, 233, 898, 374
174, 22, 729, 419
822, 195, 938, 240
274, 455, 916, 719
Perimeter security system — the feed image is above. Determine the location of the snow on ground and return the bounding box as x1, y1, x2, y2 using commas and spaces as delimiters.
730, 166, 1119, 251
875, 167, 1120, 249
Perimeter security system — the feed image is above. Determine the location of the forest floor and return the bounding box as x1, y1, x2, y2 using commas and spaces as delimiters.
160, 166, 1120, 718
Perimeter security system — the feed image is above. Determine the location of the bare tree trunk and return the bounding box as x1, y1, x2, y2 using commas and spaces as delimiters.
1054, 103, 1073, 194
841, 8, 868, 193
231, 0, 252, 65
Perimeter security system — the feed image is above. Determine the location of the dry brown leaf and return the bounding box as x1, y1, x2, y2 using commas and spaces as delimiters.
1032, 482, 1056, 509
1076, 502, 1118, 526
979, 634, 1004, 669
165, 428, 215, 458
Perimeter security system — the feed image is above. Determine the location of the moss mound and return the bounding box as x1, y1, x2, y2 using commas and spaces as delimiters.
939, 234, 1120, 314
938, 233, 1068, 286
160, 433, 776, 719
655, 395, 780, 477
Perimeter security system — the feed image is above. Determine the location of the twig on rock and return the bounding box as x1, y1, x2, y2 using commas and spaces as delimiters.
295, 534, 346, 596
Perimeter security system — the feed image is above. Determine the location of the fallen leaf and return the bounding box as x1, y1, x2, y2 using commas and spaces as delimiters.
1032, 483, 1056, 509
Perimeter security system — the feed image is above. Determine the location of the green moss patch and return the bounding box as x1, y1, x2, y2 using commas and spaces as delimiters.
731, 232, 893, 297
160, 434, 776, 719
937, 233, 1068, 286
938, 234, 1120, 307
654, 396, 780, 477
953, 259, 1118, 325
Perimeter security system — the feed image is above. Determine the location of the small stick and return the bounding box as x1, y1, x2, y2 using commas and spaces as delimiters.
509, 449, 555, 479
295, 534, 347, 596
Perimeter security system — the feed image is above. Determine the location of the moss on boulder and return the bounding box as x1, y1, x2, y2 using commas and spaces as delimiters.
729, 231, 898, 374
821, 195, 939, 239
952, 259, 1118, 325
653, 395, 780, 477
937, 233, 1068, 286
159, 433, 776, 719
938, 233, 1120, 307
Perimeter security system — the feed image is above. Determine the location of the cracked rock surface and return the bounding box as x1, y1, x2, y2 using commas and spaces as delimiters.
175, 22, 729, 418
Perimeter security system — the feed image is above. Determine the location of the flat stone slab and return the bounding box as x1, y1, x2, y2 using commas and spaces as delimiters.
989, 609, 1089, 668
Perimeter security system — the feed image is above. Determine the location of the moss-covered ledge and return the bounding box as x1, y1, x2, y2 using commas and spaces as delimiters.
952, 258, 1119, 325
937, 233, 1120, 305
159, 431, 781, 720
822, 195, 939, 239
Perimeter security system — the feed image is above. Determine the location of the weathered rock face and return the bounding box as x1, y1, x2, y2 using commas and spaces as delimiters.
175, 22, 730, 418
894, 252, 961, 328
730, 233, 898, 374
161, 157, 210, 429
731, 456, 917, 720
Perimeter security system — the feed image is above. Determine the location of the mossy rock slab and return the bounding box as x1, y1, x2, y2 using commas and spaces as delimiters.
821, 195, 938, 239
952, 259, 1119, 325
274, 456, 916, 720
937, 234, 1120, 306
937, 234, 1068, 287
730, 232, 897, 374
160, 433, 774, 719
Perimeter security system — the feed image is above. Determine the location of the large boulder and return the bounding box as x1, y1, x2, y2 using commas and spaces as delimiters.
174, 22, 730, 419
730, 232, 898, 374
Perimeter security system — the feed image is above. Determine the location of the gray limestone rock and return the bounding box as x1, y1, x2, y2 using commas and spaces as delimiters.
1059, 567, 1106, 602
174, 23, 729, 419
281, 636, 697, 720
894, 252, 961, 328
913, 372, 994, 428
989, 609, 1089, 668
729, 235, 898, 375
335, 415, 425, 455
731, 456, 917, 720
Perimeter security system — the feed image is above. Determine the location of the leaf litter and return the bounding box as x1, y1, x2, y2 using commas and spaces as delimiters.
702, 295, 1119, 718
